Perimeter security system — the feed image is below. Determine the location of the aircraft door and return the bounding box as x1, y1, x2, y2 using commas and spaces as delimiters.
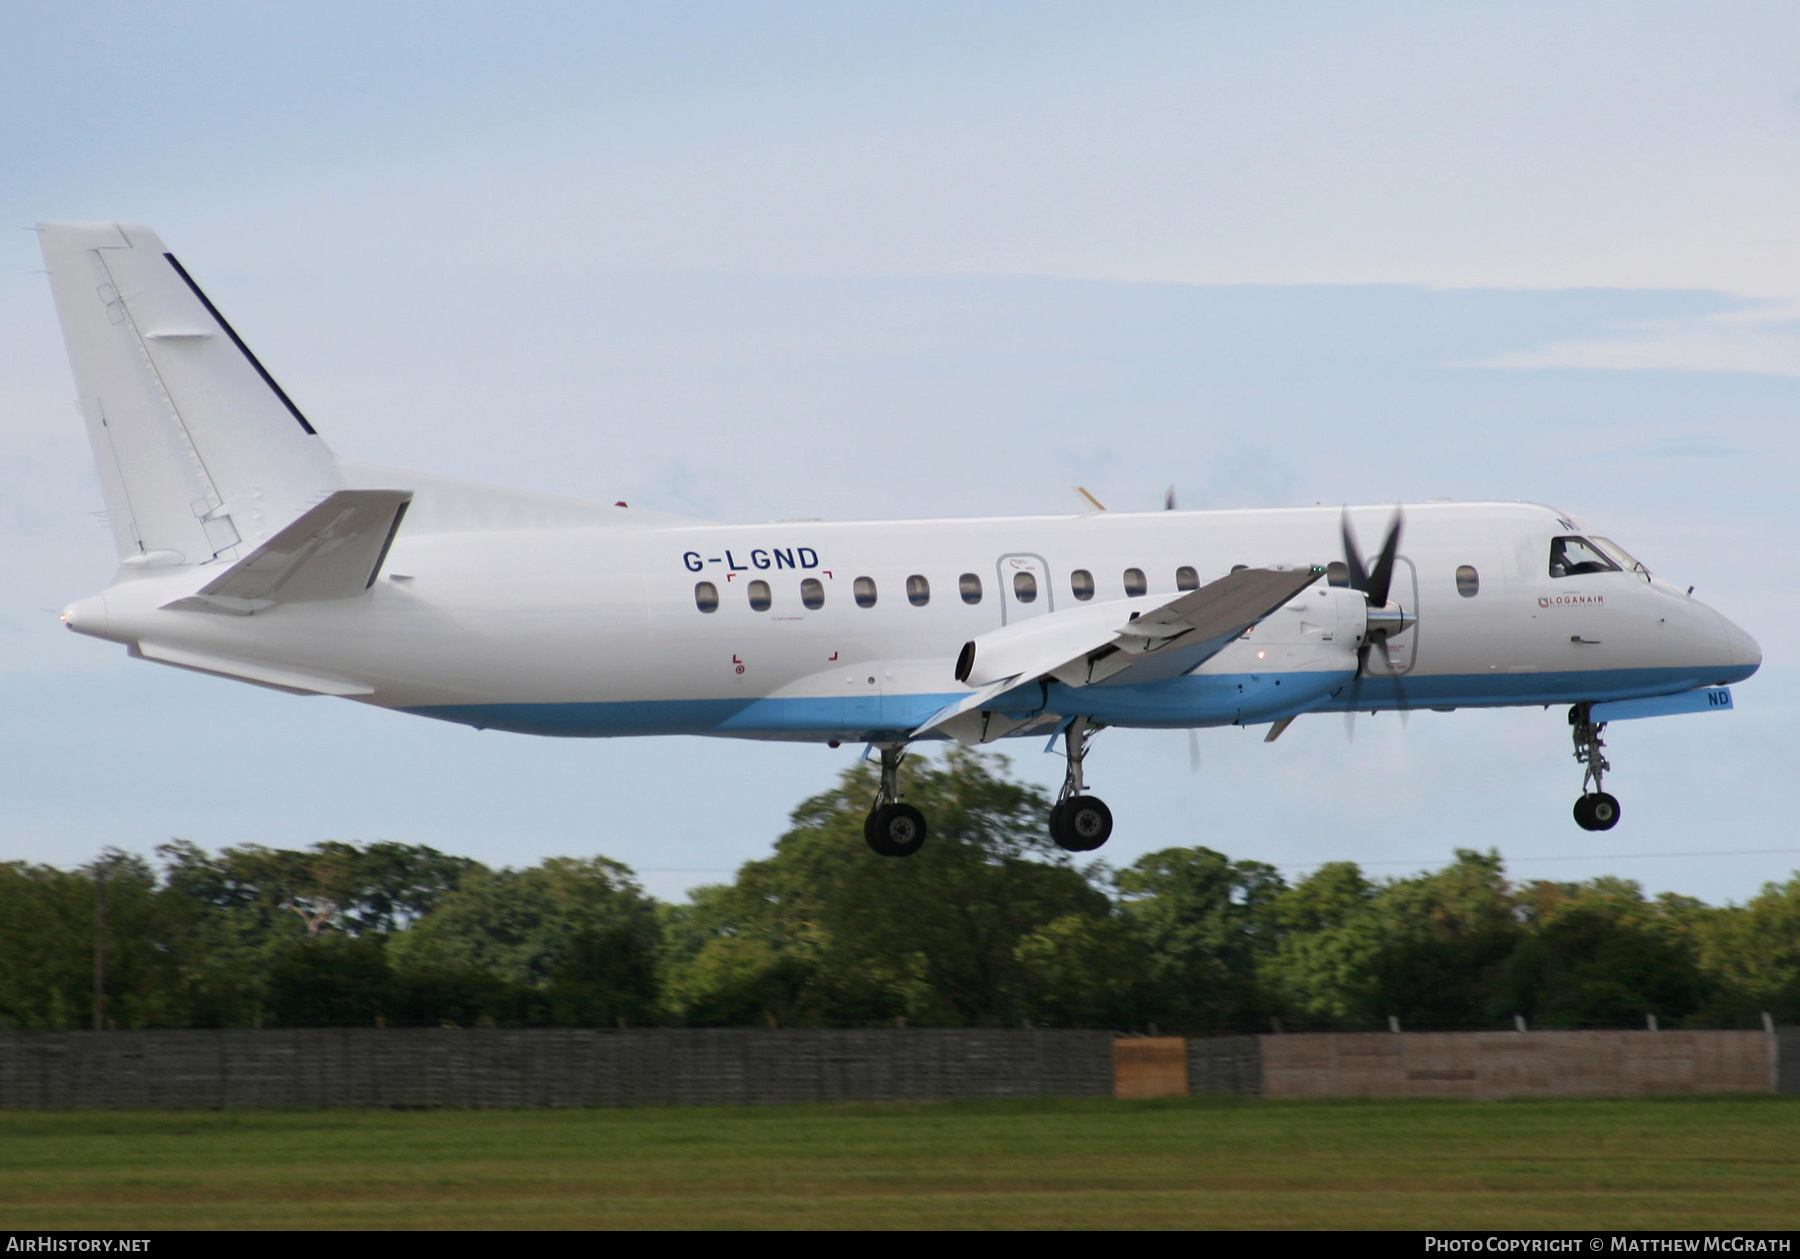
996, 553, 1053, 626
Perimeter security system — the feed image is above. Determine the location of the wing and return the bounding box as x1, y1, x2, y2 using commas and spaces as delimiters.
161, 489, 411, 615
914, 565, 1324, 740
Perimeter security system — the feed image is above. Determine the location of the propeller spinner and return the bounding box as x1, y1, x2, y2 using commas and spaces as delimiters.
1340, 508, 1418, 729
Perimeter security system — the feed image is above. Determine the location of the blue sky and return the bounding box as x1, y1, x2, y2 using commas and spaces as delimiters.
2, 2, 1796, 904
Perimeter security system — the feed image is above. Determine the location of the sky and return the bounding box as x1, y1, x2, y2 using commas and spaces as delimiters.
1, 1, 1797, 905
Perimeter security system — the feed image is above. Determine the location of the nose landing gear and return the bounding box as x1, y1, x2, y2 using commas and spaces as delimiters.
1049, 718, 1114, 852
865, 744, 927, 857
1570, 703, 1621, 831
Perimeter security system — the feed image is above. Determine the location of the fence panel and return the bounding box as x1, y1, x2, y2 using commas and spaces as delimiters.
0, 1028, 1113, 1110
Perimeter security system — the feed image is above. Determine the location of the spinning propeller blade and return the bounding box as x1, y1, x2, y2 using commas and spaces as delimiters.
1340, 507, 1403, 609
1340, 508, 1412, 725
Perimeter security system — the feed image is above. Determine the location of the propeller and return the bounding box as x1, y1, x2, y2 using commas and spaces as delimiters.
1341, 507, 1403, 614
1339, 507, 1416, 735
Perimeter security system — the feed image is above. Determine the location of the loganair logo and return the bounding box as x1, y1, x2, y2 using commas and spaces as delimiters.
1539, 594, 1604, 608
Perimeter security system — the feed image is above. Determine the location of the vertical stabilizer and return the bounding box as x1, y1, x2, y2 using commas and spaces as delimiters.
38, 222, 342, 568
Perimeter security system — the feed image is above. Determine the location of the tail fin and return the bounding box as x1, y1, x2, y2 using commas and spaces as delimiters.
37, 222, 342, 568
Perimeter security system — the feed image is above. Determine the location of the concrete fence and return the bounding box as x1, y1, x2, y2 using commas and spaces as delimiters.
0, 1027, 1790, 1109
1256, 1030, 1774, 1101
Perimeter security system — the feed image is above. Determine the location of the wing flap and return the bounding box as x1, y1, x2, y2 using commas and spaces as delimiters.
914, 565, 1323, 738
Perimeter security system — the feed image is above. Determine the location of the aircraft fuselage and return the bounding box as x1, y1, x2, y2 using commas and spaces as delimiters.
65, 500, 1759, 745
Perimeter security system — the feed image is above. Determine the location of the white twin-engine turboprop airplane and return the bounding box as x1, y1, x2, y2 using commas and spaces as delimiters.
39, 223, 1761, 856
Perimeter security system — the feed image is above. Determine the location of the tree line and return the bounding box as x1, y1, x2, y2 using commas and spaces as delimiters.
4, 750, 1796, 1032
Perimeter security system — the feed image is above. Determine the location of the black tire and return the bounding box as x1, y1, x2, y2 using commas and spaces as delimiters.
1573, 792, 1621, 831
1051, 795, 1113, 851
1588, 791, 1621, 831
1572, 795, 1597, 830
866, 802, 927, 857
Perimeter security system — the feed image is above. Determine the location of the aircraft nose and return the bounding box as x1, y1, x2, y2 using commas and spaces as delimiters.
1720, 614, 1762, 672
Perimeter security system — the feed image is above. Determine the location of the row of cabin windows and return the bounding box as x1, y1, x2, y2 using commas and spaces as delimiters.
697, 565, 1204, 614
695, 562, 1490, 613
1328, 559, 1483, 600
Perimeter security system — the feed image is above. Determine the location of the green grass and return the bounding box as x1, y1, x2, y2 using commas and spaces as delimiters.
1, 1095, 1796, 1230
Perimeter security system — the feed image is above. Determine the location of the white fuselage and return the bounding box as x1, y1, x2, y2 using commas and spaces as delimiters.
65, 499, 1760, 745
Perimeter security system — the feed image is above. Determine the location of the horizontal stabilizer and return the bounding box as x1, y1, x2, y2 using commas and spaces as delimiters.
163, 489, 410, 614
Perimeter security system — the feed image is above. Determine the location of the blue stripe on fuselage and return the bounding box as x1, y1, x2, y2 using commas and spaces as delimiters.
401, 662, 1755, 739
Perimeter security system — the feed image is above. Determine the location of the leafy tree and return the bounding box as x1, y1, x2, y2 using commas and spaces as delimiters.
0, 850, 200, 1030
1260, 861, 1383, 1025
1506, 876, 1712, 1027
0, 860, 106, 1029
664, 748, 1123, 1027
1687, 873, 1800, 1023
1115, 846, 1285, 1031
153, 838, 484, 1026
544, 923, 661, 1027
388, 856, 660, 1024
265, 934, 392, 1027
158, 839, 479, 938
1366, 849, 1522, 1028
1013, 912, 1146, 1028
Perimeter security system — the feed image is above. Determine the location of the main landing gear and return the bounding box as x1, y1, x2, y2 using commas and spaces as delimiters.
1050, 718, 1113, 852
1569, 703, 1621, 832
865, 744, 927, 857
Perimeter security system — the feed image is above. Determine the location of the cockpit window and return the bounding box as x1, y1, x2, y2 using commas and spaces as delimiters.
1591, 537, 1651, 580
1548, 536, 1621, 579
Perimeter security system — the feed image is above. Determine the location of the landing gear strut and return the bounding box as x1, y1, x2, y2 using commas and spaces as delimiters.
1569, 703, 1621, 831
1049, 718, 1113, 852
865, 744, 927, 857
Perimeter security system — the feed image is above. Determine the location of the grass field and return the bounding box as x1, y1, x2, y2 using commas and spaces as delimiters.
1, 1095, 1797, 1230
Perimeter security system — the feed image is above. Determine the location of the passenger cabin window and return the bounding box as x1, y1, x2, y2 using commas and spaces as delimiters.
694, 581, 719, 613
1123, 567, 1147, 597
1013, 571, 1038, 603
1326, 561, 1350, 587
906, 575, 930, 606
747, 579, 772, 611
1176, 565, 1198, 591
959, 573, 983, 604
1455, 565, 1479, 598
1070, 569, 1095, 601
854, 576, 878, 608
1548, 536, 1620, 579
801, 577, 824, 609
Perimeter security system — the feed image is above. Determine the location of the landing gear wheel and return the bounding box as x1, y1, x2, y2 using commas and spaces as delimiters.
1568, 706, 1620, 832
862, 744, 927, 857
1050, 795, 1113, 852
865, 802, 927, 857
1573, 792, 1621, 832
